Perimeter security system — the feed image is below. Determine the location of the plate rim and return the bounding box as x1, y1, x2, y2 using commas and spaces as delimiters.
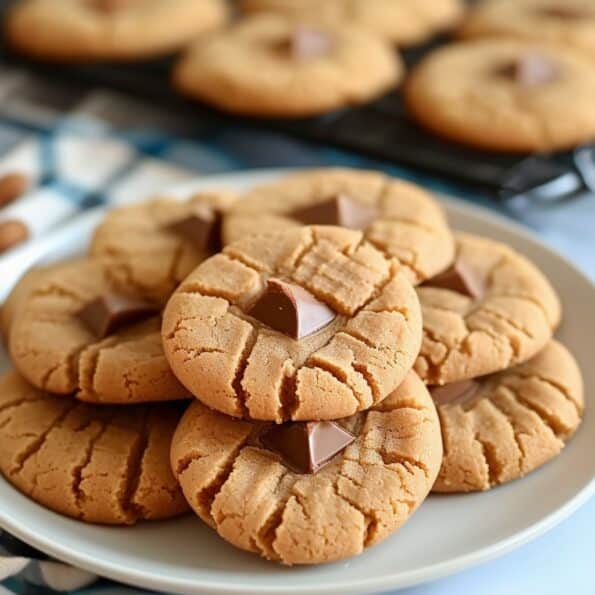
0, 167, 593, 595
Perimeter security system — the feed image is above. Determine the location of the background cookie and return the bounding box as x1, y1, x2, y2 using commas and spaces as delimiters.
405, 38, 595, 152
459, 0, 595, 61
433, 341, 583, 492
224, 168, 455, 285
162, 226, 422, 422
6, 0, 229, 62
90, 192, 237, 303
0, 371, 189, 524
173, 14, 402, 118
171, 371, 442, 565
415, 232, 561, 384
9, 258, 188, 403
239, 0, 465, 46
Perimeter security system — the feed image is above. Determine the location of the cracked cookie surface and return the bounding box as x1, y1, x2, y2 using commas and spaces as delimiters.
224, 168, 455, 285
433, 340, 583, 492
171, 371, 442, 565
0, 371, 189, 524
6, 0, 229, 62
173, 14, 402, 118
459, 0, 595, 62
9, 258, 188, 403
239, 0, 465, 46
415, 232, 561, 384
162, 226, 423, 422
90, 193, 237, 304
405, 38, 595, 152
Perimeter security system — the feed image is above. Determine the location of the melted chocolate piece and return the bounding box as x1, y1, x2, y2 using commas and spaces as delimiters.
496, 54, 560, 87
90, 0, 138, 12
423, 261, 484, 300
165, 207, 222, 253
260, 421, 355, 474
248, 278, 336, 339
291, 194, 377, 230
278, 26, 333, 60
431, 379, 481, 407
78, 293, 158, 338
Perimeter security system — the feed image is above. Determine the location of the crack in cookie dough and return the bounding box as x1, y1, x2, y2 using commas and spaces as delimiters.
172, 371, 442, 565
163, 226, 422, 422
416, 232, 560, 384
433, 340, 583, 493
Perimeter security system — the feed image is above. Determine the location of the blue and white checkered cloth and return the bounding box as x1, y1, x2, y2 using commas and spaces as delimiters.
0, 65, 593, 595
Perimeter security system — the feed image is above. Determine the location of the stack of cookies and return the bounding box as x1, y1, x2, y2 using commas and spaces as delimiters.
0, 168, 584, 565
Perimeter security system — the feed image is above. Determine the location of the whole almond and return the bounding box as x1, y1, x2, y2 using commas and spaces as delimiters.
0, 173, 28, 207
0, 220, 29, 253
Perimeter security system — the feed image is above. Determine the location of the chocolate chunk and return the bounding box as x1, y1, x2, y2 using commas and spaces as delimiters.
165, 207, 222, 253
422, 261, 484, 299
260, 421, 355, 474
247, 278, 336, 339
431, 379, 481, 407
78, 293, 158, 338
278, 26, 333, 60
496, 54, 560, 87
291, 194, 377, 230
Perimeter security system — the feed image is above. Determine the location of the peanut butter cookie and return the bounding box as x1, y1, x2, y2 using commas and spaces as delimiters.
162, 226, 423, 422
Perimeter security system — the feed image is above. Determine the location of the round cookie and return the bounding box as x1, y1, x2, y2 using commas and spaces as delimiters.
162, 226, 423, 422
432, 340, 583, 492
415, 232, 561, 385
239, 0, 465, 47
9, 257, 189, 404
405, 39, 595, 152
173, 14, 402, 118
224, 168, 455, 285
5, 0, 229, 62
0, 371, 189, 524
459, 0, 595, 62
171, 371, 442, 565
90, 192, 237, 304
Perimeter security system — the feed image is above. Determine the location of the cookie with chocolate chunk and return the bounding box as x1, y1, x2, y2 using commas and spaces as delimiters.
9, 258, 188, 404
0, 371, 188, 524
173, 14, 402, 117
162, 226, 423, 422
459, 0, 595, 61
240, 0, 465, 47
224, 168, 455, 285
171, 371, 442, 565
405, 38, 595, 152
90, 192, 237, 303
432, 341, 583, 492
6, 0, 229, 62
415, 232, 561, 384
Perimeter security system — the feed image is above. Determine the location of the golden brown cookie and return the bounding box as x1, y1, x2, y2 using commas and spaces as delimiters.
459, 0, 595, 61
415, 232, 561, 385
5, 0, 229, 62
0, 371, 189, 524
162, 226, 423, 422
173, 14, 402, 118
171, 371, 442, 565
9, 258, 188, 404
90, 192, 237, 304
405, 38, 595, 152
432, 340, 583, 492
224, 168, 455, 285
240, 0, 465, 46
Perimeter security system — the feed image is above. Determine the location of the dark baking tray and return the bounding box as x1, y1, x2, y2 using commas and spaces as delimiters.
0, 0, 592, 203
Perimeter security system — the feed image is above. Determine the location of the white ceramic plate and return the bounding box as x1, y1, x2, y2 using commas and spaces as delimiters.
0, 169, 593, 595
